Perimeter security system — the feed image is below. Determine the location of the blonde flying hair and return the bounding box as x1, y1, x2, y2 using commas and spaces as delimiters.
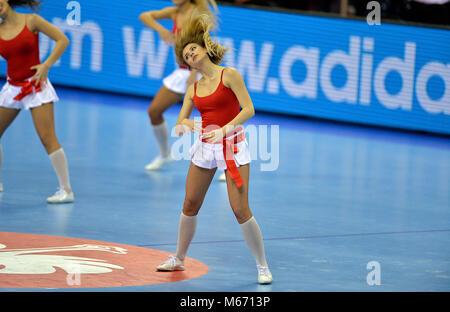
175, 13, 229, 69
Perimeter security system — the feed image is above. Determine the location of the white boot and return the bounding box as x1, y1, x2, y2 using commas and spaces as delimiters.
156, 255, 185, 271
145, 154, 173, 170
47, 187, 74, 204
218, 172, 226, 181
257, 265, 273, 284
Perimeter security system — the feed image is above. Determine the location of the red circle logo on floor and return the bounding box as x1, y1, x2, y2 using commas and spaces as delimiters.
0, 232, 209, 289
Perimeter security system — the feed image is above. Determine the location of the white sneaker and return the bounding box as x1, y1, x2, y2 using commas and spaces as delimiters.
46, 188, 74, 204
156, 255, 185, 271
218, 172, 226, 181
145, 155, 173, 171
257, 265, 273, 284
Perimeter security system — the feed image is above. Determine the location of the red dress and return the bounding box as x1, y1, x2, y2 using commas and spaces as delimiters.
0, 15, 42, 99
172, 13, 188, 70
0, 16, 40, 83
193, 69, 246, 187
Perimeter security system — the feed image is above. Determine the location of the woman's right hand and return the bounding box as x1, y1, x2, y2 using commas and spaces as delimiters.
158, 28, 175, 45
175, 119, 202, 136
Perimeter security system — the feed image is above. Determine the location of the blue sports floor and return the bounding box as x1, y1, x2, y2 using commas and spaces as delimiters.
0, 85, 449, 292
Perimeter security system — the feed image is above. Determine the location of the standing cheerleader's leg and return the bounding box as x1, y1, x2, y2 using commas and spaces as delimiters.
152, 121, 171, 158
0, 107, 21, 192
157, 163, 216, 271
30, 103, 74, 203
226, 165, 273, 284
145, 86, 183, 170
48, 148, 72, 192
157, 211, 198, 271
240, 216, 273, 284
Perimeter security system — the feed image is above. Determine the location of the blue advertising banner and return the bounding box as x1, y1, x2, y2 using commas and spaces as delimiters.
1, 1, 449, 134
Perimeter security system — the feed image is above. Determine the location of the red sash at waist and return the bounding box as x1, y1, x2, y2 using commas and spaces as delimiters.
204, 126, 246, 188
7, 78, 42, 101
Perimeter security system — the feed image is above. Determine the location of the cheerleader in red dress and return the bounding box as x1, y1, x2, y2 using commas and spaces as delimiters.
0, 0, 73, 203
156, 14, 272, 284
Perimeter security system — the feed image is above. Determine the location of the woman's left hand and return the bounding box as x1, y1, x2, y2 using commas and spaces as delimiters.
202, 128, 225, 143
30, 63, 50, 86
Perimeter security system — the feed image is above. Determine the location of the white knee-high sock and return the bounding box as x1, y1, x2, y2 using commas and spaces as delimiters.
240, 216, 268, 267
49, 148, 72, 193
175, 212, 197, 262
152, 121, 170, 158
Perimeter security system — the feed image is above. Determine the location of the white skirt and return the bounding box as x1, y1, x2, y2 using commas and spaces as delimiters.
162, 67, 201, 95
0, 78, 59, 110
189, 137, 251, 170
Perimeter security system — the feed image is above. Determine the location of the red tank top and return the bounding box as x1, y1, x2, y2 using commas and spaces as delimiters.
172, 13, 188, 69
194, 69, 240, 137
172, 13, 182, 35
0, 15, 40, 83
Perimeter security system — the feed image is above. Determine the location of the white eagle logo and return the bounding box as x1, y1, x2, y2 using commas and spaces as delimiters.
0, 243, 127, 275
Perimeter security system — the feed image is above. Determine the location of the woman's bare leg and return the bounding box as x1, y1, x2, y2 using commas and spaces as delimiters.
226, 164, 271, 282
0, 107, 21, 190
31, 103, 73, 198
177, 163, 216, 260
157, 163, 216, 270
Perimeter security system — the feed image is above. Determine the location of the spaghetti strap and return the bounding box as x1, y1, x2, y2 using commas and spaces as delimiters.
220, 68, 225, 82
24, 14, 29, 29
194, 82, 198, 96
173, 12, 178, 29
